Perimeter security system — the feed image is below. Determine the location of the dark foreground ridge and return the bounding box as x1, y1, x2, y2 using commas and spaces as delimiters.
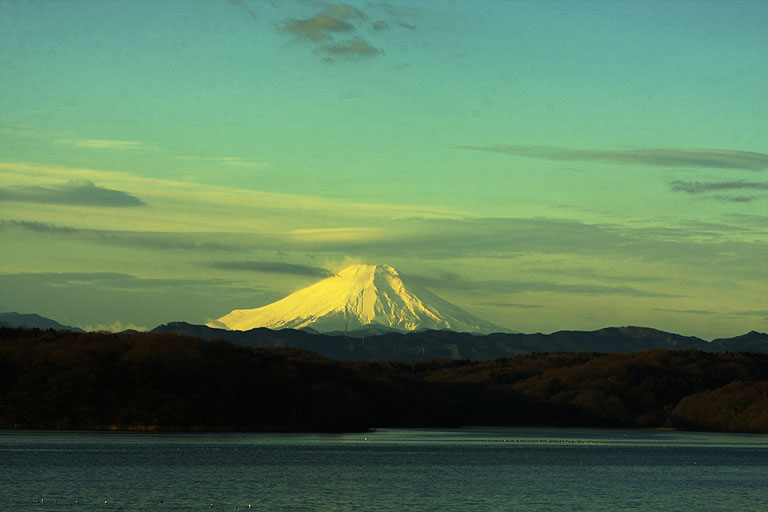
2, 327, 768, 434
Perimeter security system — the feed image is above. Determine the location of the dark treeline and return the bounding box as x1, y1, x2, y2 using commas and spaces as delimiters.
2, 327, 768, 433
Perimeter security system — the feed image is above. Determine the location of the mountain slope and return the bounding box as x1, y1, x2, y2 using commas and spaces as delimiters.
707, 331, 768, 352
0, 312, 84, 332
209, 264, 502, 334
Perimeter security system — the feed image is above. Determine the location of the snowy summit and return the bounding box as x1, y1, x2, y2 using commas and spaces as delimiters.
208, 264, 502, 334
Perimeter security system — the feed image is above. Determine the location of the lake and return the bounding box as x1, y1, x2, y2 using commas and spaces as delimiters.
2, 427, 767, 511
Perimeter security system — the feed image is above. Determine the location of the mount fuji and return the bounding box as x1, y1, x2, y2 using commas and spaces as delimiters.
208, 264, 503, 334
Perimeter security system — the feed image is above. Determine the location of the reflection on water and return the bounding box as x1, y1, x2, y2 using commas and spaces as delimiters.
2, 428, 767, 511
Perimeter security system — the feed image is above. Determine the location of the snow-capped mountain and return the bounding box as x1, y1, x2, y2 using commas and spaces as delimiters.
208, 264, 502, 334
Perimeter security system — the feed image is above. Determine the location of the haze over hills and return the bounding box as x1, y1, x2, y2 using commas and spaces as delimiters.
209, 264, 504, 334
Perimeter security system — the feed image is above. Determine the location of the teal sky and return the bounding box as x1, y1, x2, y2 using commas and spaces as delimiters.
1, 0, 767, 338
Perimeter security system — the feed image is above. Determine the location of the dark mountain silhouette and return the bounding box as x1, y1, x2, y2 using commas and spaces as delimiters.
0, 312, 84, 332
706, 331, 768, 352
151, 322, 765, 360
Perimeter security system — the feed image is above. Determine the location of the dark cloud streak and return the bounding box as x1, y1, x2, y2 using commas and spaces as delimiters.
0, 220, 239, 251
462, 144, 768, 171
1, 220, 80, 234
671, 180, 768, 193
670, 180, 768, 203
318, 37, 382, 57
209, 261, 332, 277
284, 14, 354, 42
0, 180, 145, 207
712, 195, 756, 203
279, 2, 408, 60
410, 273, 680, 298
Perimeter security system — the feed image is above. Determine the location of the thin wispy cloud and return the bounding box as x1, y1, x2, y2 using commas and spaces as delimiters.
654, 308, 718, 316
75, 139, 150, 150
729, 310, 768, 319
289, 227, 382, 242
476, 302, 544, 309
176, 156, 266, 169
462, 145, 768, 171
655, 308, 768, 321
0, 180, 145, 207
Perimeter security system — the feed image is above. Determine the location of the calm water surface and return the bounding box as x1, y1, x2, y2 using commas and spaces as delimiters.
2, 427, 767, 511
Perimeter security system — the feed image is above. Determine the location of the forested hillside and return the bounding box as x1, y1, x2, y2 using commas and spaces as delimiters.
2, 328, 767, 433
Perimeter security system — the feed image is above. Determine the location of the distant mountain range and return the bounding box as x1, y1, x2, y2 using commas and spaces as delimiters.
4, 311, 767, 360
0, 312, 84, 332
152, 322, 768, 360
